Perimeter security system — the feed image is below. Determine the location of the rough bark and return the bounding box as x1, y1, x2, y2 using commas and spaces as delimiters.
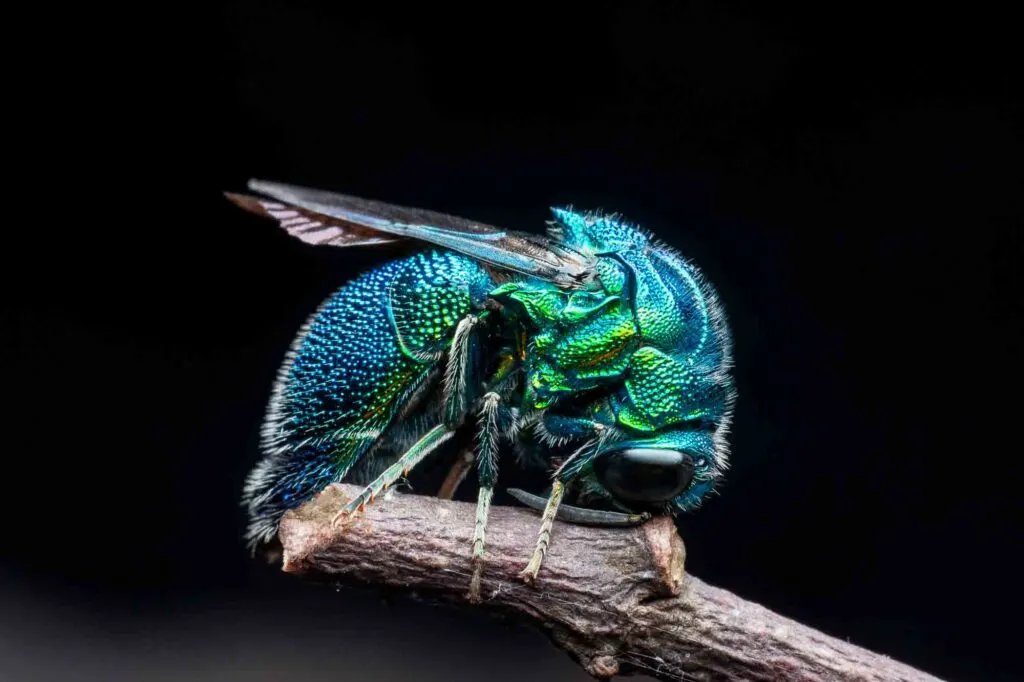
276, 483, 943, 682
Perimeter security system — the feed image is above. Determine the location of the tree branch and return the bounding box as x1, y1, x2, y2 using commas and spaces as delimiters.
276, 484, 943, 682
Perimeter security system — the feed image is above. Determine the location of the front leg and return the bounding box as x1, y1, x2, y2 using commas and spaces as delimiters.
518, 415, 612, 584
518, 480, 566, 584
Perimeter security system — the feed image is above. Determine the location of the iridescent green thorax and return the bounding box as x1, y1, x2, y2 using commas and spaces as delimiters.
491, 206, 736, 512
491, 207, 733, 436
491, 273, 639, 409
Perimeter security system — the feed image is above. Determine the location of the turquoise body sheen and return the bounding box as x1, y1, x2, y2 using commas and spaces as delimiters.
242, 206, 736, 549
494, 209, 736, 513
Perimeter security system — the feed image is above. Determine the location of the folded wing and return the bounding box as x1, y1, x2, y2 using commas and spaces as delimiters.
227, 179, 596, 289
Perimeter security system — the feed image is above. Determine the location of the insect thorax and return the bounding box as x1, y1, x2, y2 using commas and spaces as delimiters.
495, 209, 735, 436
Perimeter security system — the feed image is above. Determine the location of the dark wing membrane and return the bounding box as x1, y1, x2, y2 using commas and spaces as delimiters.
224, 192, 403, 248
229, 179, 596, 288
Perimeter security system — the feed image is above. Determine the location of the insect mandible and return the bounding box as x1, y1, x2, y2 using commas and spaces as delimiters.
227, 179, 737, 598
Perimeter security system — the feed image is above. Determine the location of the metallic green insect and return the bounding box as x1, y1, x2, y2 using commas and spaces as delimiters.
228, 179, 736, 597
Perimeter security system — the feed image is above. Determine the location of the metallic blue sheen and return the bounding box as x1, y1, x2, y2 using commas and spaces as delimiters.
242, 251, 494, 548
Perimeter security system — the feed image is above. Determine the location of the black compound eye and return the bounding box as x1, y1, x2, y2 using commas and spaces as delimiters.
594, 448, 695, 504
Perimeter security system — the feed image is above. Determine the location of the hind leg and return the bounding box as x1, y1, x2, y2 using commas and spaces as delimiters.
332, 424, 456, 525
332, 313, 485, 523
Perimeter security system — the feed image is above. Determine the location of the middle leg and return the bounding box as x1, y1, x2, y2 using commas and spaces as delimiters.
468, 391, 502, 602
436, 313, 486, 499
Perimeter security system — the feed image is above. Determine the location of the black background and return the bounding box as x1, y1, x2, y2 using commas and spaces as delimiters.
3, 2, 1021, 681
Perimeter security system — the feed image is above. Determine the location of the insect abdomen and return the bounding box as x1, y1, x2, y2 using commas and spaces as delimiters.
242, 250, 494, 550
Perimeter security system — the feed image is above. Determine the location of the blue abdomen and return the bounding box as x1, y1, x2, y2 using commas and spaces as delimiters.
242, 250, 494, 549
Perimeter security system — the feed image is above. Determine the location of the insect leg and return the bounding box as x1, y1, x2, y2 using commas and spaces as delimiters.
435, 313, 487, 499
518, 480, 565, 584
437, 447, 475, 500
331, 424, 455, 527
442, 314, 483, 428
468, 391, 501, 602
516, 416, 630, 580
506, 487, 650, 526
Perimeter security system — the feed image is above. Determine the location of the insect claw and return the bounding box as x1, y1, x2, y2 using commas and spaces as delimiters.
519, 567, 538, 585
467, 558, 485, 604
330, 509, 349, 528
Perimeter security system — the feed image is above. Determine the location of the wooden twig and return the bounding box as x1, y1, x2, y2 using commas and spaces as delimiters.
277, 483, 943, 682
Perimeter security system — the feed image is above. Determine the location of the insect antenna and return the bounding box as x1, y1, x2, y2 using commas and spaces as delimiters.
506, 488, 649, 527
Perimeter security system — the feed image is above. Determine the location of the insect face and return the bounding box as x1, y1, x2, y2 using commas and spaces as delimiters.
566, 422, 723, 514
592, 448, 695, 506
